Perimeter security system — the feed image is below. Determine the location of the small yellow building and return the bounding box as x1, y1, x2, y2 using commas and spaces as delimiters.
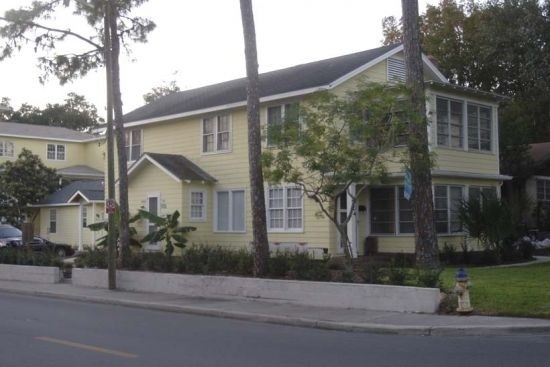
117, 43, 510, 256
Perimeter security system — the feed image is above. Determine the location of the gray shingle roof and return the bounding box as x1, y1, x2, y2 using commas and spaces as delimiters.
0, 121, 97, 141
57, 165, 104, 178
136, 153, 216, 183
35, 180, 104, 205
123, 44, 400, 123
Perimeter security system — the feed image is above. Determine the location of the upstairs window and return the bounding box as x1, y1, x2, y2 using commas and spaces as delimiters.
387, 57, 406, 82
436, 97, 463, 149
47, 144, 65, 160
202, 114, 231, 153
125, 129, 142, 162
0, 140, 14, 157
468, 104, 492, 151
266, 103, 299, 146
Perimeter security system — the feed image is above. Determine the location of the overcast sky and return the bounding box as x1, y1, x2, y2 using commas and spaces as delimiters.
0, 0, 438, 117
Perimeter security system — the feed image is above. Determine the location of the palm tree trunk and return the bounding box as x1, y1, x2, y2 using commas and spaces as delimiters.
401, 0, 440, 268
240, 0, 270, 276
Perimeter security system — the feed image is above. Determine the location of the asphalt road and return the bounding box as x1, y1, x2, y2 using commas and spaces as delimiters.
1, 292, 549, 367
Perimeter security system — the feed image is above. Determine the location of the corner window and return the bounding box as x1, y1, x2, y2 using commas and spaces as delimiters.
49, 209, 57, 234
47, 144, 66, 160
202, 114, 231, 153
215, 190, 245, 232
0, 141, 14, 157
468, 104, 492, 151
434, 185, 463, 234
125, 129, 142, 162
267, 186, 303, 232
436, 97, 463, 148
190, 191, 206, 221
266, 103, 299, 146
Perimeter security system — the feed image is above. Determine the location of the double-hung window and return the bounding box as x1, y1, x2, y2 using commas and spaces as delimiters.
215, 190, 245, 232
202, 114, 231, 153
266, 103, 299, 146
125, 129, 142, 162
469, 186, 497, 202
0, 140, 14, 157
370, 186, 414, 235
436, 97, 463, 148
468, 104, 492, 151
190, 191, 206, 221
434, 185, 463, 234
267, 186, 303, 231
536, 180, 550, 204
49, 209, 57, 234
47, 144, 65, 160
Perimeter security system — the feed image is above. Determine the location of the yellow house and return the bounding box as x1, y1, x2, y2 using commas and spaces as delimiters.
1, 122, 106, 247
116, 43, 510, 257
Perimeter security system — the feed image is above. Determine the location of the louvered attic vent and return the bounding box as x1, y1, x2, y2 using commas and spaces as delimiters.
387, 57, 406, 82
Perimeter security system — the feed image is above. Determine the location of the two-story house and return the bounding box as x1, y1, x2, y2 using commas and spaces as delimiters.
0, 122, 105, 249
117, 43, 509, 256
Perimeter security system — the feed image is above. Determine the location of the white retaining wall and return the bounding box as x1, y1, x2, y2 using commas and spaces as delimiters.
0, 264, 62, 283
73, 268, 440, 313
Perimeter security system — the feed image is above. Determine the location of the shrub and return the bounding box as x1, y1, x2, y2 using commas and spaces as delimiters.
440, 242, 457, 265
362, 262, 383, 284
74, 248, 107, 269
414, 267, 442, 288
0, 248, 62, 268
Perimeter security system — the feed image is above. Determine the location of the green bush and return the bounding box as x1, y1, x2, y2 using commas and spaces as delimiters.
414, 267, 442, 288
74, 248, 107, 269
0, 248, 62, 268
362, 262, 383, 284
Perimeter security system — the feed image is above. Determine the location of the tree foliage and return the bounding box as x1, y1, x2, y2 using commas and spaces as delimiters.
0, 149, 59, 226
87, 205, 141, 248
382, 0, 550, 188
263, 83, 413, 259
0, 92, 102, 132
0, 0, 155, 85
142, 80, 180, 104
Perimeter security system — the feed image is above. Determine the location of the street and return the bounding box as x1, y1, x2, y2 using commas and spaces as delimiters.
0, 292, 549, 367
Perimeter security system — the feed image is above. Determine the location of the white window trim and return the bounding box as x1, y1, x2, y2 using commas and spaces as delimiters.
46, 143, 66, 161
0, 140, 15, 157
386, 57, 406, 82
82, 206, 88, 228
435, 96, 464, 150
266, 185, 304, 233
200, 114, 232, 155
466, 102, 493, 153
264, 102, 301, 147
213, 188, 246, 233
369, 186, 414, 236
126, 129, 143, 163
433, 92, 496, 154
434, 185, 465, 236
189, 189, 207, 222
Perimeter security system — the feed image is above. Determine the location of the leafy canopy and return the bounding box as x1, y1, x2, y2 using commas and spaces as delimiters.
0, 148, 60, 225
0, 0, 156, 84
0, 93, 103, 132
142, 80, 181, 104
263, 82, 414, 258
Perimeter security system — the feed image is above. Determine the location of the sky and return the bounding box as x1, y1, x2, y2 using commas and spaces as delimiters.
0, 0, 438, 117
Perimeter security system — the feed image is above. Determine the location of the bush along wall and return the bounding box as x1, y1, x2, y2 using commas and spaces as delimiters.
75, 244, 441, 287
0, 248, 62, 268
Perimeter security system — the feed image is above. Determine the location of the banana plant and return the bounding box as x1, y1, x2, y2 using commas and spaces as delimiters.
138, 209, 196, 256
87, 206, 141, 248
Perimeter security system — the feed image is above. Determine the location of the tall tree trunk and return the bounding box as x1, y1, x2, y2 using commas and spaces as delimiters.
239, 0, 269, 277
401, 0, 440, 268
104, 0, 116, 289
108, 0, 131, 267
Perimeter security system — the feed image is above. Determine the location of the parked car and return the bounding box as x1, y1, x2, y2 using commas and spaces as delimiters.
0, 224, 75, 257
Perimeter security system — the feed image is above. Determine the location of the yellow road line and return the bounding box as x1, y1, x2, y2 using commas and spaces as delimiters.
35, 336, 138, 359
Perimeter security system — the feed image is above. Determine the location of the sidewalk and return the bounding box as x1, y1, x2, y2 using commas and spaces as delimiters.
1, 279, 549, 337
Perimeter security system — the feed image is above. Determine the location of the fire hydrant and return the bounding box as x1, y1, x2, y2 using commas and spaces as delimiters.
454, 267, 473, 314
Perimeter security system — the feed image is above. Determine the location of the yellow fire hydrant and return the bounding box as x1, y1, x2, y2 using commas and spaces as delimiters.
454, 267, 473, 314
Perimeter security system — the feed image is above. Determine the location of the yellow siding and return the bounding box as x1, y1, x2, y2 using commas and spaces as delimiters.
83, 140, 106, 171
38, 206, 79, 246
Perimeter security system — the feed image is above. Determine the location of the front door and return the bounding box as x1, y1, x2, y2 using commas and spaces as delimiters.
146, 195, 160, 251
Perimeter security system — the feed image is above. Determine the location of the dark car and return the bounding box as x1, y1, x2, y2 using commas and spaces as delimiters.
0, 224, 75, 257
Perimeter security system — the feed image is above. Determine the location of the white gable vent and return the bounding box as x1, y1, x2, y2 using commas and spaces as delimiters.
387, 57, 406, 82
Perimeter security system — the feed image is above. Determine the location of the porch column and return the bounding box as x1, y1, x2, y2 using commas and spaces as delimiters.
78, 202, 83, 251
346, 184, 358, 258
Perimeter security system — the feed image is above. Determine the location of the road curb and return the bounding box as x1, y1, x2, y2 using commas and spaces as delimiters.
2, 286, 550, 337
